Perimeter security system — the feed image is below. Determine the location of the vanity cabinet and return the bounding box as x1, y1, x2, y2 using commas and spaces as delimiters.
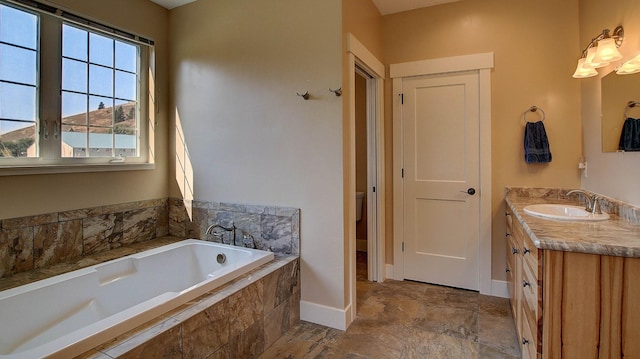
505, 207, 539, 359
505, 206, 640, 359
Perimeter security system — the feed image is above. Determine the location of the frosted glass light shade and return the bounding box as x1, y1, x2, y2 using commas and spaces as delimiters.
583, 46, 608, 68
573, 58, 598, 78
593, 38, 623, 63
616, 59, 640, 75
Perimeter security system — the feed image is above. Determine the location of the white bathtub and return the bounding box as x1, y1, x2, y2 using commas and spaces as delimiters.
0, 239, 274, 359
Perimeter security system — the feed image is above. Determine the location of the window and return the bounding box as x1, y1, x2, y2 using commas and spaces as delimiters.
0, 1, 154, 171
61, 24, 139, 158
0, 4, 38, 158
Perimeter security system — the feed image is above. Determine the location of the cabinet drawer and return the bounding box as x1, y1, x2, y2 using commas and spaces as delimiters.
507, 269, 517, 318
521, 231, 538, 276
506, 235, 517, 274
522, 313, 537, 359
506, 208, 513, 235
513, 216, 525, 241
506, 233, 517, 318
521, 255, 538, 335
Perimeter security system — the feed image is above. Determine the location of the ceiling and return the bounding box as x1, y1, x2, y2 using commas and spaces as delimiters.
371, 0, 460, 15
149, 0, 195, 10
149, 0, 459, 14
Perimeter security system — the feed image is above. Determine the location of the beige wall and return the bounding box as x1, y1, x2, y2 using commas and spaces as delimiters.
169, 0, 345, 316
382, 0, 583, 279
342, 0, 384, 61
0, 0, 169, 219
580, 0, 640, 205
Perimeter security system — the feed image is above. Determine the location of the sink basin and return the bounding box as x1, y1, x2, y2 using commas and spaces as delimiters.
523, 204, 610, 221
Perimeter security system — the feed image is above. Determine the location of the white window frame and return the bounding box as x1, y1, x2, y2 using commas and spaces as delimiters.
0, 0, 155, 175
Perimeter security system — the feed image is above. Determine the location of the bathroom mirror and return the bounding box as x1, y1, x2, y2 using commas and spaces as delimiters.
601, 70, 640, 152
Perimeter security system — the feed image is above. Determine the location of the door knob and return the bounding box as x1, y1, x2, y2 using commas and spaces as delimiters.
460, 187, 476, 196
459, 188, 476, 195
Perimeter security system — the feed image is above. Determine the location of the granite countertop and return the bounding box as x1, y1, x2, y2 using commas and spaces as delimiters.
505, 190, 640, 257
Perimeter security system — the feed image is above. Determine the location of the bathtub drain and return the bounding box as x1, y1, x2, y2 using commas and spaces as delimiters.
216, 253, 227, 264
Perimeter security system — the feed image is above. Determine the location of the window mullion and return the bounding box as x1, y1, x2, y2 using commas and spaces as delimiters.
38, 14, 62, 159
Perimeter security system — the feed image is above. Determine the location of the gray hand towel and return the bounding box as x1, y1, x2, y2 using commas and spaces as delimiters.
524, 121, 552, 163
618, 117, 640, 151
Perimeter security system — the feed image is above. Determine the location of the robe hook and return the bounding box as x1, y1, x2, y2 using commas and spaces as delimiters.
329, 87, 342, 97
297, 91, 310, 100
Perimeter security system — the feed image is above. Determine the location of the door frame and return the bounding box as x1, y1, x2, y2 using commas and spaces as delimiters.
346, 33, 385, 324
390, 52, 494, 295
354, 66, 379, 281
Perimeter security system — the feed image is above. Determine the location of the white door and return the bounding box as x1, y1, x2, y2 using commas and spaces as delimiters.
402, 71, 480, 291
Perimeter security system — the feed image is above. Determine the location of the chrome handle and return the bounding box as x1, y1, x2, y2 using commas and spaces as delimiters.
523, 280, 530, 288
506, 268, 511, 273
210, 232, 223, 242
512, 248, 518, 255
43, 120, 49, 139
506, 233, 511, 238
505, 211, 511, 216
523, 248, 531, 255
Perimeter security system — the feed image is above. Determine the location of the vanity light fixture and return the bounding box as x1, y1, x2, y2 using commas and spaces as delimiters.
573, 58, 599, 78
582, 47, 608, 69
616, 54, 640, 75
573, 26, 624, 78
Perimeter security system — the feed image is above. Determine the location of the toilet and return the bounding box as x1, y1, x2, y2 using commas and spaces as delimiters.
356, 192, 365, 222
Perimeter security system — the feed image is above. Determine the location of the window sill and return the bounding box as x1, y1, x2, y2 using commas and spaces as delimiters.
0, 162, 155, 176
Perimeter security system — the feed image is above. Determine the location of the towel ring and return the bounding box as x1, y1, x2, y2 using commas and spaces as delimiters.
624, 101, 640, 118
524, 106, 546, 123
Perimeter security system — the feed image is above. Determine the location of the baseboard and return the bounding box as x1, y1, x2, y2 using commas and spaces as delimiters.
491, 279, 509, 298
356, 239, 367, 252
300, 300, 349, 330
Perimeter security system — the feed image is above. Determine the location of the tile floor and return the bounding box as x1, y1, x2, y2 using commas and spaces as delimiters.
260, 253, 520, 359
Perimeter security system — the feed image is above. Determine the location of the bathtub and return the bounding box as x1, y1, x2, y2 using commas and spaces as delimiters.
0, 239, 274, 359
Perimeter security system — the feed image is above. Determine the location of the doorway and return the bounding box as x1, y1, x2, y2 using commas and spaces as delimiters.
346, 33, 385, 324
391, 52, 494, 295
355, 65, 382, 283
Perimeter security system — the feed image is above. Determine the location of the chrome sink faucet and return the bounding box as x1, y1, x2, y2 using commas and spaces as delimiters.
566, 190, 602, 214
206, 223, 237, 245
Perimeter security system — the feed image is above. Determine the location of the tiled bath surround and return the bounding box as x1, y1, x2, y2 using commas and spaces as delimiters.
0, 199, 169, 278
0, 197, 300, 278
169, 198, 301, 255
0, 195, 301, 358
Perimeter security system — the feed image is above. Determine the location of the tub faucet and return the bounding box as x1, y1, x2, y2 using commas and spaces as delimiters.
206, 223, 237, 246
241, 231, 258, 249
566, 190, 602, 214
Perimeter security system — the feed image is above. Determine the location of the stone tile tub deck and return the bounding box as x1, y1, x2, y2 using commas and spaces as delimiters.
0, 237, 300, 359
